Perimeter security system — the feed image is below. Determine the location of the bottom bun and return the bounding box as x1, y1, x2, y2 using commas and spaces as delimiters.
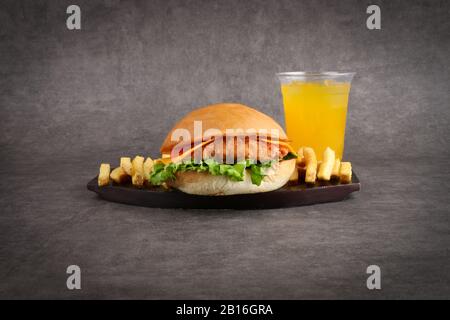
169, 159, 296, 196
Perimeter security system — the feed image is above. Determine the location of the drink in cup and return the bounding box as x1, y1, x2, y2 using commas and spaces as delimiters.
277, 72, 355, 160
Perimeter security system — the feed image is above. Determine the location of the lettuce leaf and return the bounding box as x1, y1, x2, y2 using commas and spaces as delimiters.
149, 159, 276, 186
283, 151, 298, 160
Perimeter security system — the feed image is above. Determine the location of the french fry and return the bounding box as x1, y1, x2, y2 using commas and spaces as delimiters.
120, 157, 133, 175
161, 182, 169, 190
109, 167, 129, 184
289, 167, 299, 183
131, 155, 145, 187
303, 147, 317, 184
340, 162, 352, 184
98, 163, 110, 186
317, 147, 335, 181
296, 147, 305, 167
143, 157, 154, 181
331, 159, 341, 180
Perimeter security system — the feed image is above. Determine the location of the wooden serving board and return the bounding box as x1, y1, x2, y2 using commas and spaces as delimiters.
87, 173, 360, 209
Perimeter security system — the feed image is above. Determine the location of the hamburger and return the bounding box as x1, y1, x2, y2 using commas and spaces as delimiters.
150, 103, 297, 195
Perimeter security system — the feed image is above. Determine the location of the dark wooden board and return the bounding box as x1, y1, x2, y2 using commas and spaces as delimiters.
87, 172, 360, 209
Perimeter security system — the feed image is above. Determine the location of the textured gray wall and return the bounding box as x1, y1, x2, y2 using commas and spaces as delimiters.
1, 0, 449, 163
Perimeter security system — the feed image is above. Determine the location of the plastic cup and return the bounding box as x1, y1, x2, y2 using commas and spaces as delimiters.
277, 72, 355, 160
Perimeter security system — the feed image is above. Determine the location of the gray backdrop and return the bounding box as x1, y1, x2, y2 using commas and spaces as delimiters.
0, 0, 449, 299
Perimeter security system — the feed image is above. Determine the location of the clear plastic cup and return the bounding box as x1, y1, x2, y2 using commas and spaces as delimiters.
277, 72, 355, 160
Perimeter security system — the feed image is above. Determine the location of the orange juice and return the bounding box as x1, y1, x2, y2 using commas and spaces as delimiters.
280, 80, 351, 160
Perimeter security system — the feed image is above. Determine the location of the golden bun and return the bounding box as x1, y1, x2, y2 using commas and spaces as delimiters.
160, 103, 288, 153
169, 159, 296, 195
